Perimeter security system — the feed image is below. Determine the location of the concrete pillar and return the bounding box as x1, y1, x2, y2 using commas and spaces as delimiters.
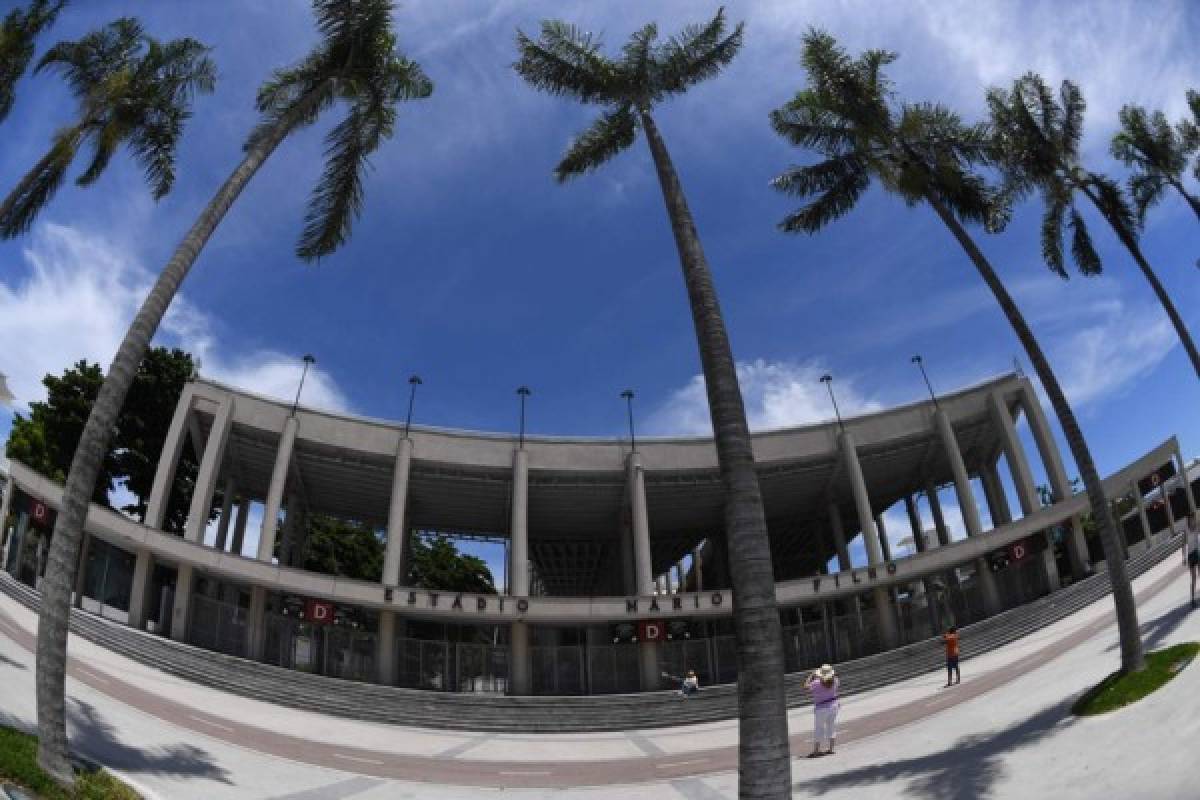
1164, 478, 1177, 535
1133, 481, 1151, 543
989, 392, 1060, 593
382, 437, 413, 586
377, 609, 396, 685
126, 549, 154, 630
838, 430, 898, 650
828, 504, 851, 570
1176, 443, 1197, 521
1018, 385, 1088, 578
258, 416, 298, 562
980, 462, 1012, 526
73, 533, 91, 609
509, 448, 531, 695
925, 483, 952, 546
3, 512, 26, 576
231, 496, 250, 557
936, 408, 1004, 612
214, 477, 235, 552
279, 493, 299, 567
905, 495, 940, 634
169, 564, 193, 642
185, 397, 235, 544
146, 384, 196, 529
618, 514, 635, 595
247, 586, 267, 661
875, 513, 892, 562
692, 545, 704, 593
0, 477, 14, 550
674, 560, 685, 593
627, 454, 654, 595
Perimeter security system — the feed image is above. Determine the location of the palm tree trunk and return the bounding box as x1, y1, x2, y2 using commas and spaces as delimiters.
1169, 179, 1200, 221
927, 193, 1145, 674
1082, 186, 1200, 378
639, 110, 790, 799
34, 105, 309, 785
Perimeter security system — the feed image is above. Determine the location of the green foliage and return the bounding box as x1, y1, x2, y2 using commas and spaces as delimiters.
769, 29, 1001, 236
1072, 642, 1199, 715
246, 0, 432, 261
300, 514, 385, 582
408, 534, 497, 594
0, 724, 141, 799
4, 348, 200, 531
0, 0, 66, 124
0, 16, 215, 238
514, 7, 743, 181
1111, 102, 1198, 222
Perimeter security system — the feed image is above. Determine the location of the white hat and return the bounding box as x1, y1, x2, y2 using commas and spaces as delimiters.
816, 664, 836, 681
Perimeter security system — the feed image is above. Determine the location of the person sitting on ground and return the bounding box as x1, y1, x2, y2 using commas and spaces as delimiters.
1186, 515, 1199, 609
804, 663, 840, 757
942, 625, 961, 686
680, 669, 700, 697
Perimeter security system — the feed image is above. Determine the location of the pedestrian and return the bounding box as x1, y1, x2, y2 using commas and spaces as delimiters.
1185, 515, 1199, 609
804, 663, 839, 757
943, 625, 960, 686
680, 669, 700, 697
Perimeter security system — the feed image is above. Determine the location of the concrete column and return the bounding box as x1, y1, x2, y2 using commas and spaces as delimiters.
1018, 385, 1089, 578
627, 454, 654, 595
989, 392, 1060, 593
1176, 443, 1197, 520
692, 545, 704, 593
980, 461, 1013, 526
838, 430, 898, 650
247, 586, 267, 661
126, 549, 154, 630
1133, 481, 1151, 543
145, 385, 196, 530
382, 437, 413, 586
674, 560, 685, 593
618, 514, 634, 595
185, 397, 235, 544
279, 493, 299, 567
905, 495, 940, 634
828, 504, 851, 570
0, 477, 14, 547
257, 416, 298, 562
214, 477, 235, 552
73, 533, 91, 609
1164, 478, 1177, 535
925, 483, 951, 546
377, 609, 397, 685
231, 496, 250, 557
169, 564, 193, 642
509, 448, 531, 695
875, 513, 892, 562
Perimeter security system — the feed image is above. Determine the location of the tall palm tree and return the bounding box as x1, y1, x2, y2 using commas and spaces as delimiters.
1181, 90, 1200, 186
769, 30, 1144, 675
1111, 102, 1200, 221
34, 0, 431, 785
987, 75, 1200, 380
0, 17, 215, 238
515, 11, 791, 798
0, 0, 66, 124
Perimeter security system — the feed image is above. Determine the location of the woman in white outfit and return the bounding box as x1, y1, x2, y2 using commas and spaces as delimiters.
805, 663, 840, 757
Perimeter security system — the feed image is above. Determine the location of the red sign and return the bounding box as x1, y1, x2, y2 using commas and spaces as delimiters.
1008, 539, 1031, 563
638, 620, 665, 642
29, 499, 51, 528
305, 599, 334, 625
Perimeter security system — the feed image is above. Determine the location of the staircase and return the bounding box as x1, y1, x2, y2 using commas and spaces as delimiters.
0, 536, 1179, 733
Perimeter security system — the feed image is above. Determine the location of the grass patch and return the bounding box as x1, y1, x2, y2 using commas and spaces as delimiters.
0, 726, 140, 799
1073, 642, 1200, 716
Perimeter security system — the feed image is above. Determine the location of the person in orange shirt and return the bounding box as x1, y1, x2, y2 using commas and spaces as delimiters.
942, 626, 960, 686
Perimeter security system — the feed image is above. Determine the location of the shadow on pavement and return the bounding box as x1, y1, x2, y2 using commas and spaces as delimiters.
0, 653, 26, 670
792, 701, 1075, 800
66, 698, 233, 784
1103, 601, 1193, 654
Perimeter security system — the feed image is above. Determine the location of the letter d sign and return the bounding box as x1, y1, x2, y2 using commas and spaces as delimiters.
638, 620, 664, 642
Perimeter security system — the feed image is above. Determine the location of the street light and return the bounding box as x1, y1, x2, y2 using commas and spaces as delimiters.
516, 386, 531, 448
291, 354, 315, 416
911, 354, 939, 408
404, 375, 422, 438
621, 389, 637, 452
819, 374, 844, 431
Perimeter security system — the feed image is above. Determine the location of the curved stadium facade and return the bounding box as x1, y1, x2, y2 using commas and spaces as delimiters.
0, 373, 1193, 696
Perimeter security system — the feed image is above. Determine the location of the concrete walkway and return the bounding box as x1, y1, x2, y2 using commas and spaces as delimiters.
0, 553, 1194, 799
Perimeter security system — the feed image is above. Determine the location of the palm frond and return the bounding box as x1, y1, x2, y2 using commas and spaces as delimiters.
1087, 172, 1137, 239
1057, 79, 1086, 158
1127, 171, 1164, 224
1067, 206, 1102, 276
554, 104, 638, 181
770, 153, 865, 199
769, 94, 857, 154
129, 105, 185, 197
36, 17, 143, 103
619, 21, 657, 87
75, 118, 125, 187
0, 125, 78, 238
657, 8, 743, 96
246, 56, 334, 150
514, 21, 615, 105
774, 158, 869, 234
0, 0, 65, 123
1040, 190, 1068, 278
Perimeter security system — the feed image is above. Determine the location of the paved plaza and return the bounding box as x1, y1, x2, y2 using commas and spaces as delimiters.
0, 554, 1194, 799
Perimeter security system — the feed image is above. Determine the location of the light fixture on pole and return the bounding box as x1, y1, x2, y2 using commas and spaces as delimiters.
819, 374, 844, 431
291, 354, 315, 416
404, 375, 422, 438
516, 386, 531, 448
621, 389, 637, 452
911, 354, 939, 409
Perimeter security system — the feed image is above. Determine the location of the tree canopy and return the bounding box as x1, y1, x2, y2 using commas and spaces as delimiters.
408, 534, 497, 594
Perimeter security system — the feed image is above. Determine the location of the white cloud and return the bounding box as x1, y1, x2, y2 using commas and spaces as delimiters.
0, 223, 350, 414
646, 358, 882, 435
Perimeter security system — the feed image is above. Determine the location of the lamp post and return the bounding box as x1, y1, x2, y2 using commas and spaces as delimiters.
516, 386, 531, 448
291, 354, 315, 416
404, 375, 422, 438
911, 354, 939, 408
820, 374, 844, 431
621, 389, 637, 452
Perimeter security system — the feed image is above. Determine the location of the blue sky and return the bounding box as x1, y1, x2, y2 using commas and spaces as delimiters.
1, 1, 1198, 582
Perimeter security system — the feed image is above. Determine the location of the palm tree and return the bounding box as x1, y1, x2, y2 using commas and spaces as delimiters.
1180, 90, 1200, 186
33, 0, 431, 785
515, 11, 791, 798
0, 0, 66, 124
0, 17, 215, 238
769, 31, 1144, 675
1111, 102, 1200, 221
987, 75, 1200, 380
